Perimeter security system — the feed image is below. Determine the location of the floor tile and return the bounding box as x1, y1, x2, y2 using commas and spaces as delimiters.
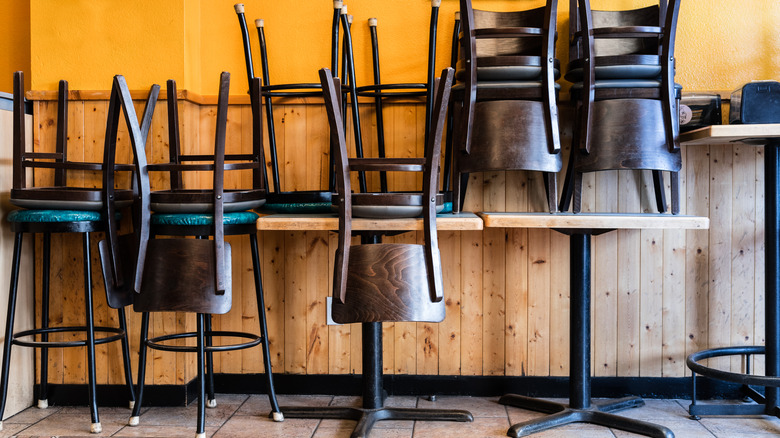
612, 418, 715, 437
415, 395, 506, 417
11, 409, 128, 436
313, 425, 413, 438
316, 395, 418, 430
112, 424, 220, 437
235, 394, 333, 417
0, 422, 30, 437
411, 415, 509, 438
699, 416, 780, 436
4, 405, 62, 423
213, 413, 320, 437
609, 398, 691, 420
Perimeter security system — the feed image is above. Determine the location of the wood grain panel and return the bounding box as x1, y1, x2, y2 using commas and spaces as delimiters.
27, 95, 765, 387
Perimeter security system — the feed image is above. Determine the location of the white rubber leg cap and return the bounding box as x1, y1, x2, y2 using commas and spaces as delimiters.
91, 422, 102, 434
0, 420, 4, 431
272, 411, 284, 422
206, 399, 217, 408
196, 433, 206, 438
129, 400, 135, 410
37, 399, 48, 409
129, 416, 140, 426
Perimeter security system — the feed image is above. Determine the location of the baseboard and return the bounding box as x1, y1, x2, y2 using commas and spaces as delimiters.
38, 374, 749, 407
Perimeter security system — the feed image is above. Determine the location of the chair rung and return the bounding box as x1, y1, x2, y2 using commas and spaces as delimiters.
145, 330, 262, 353
12, 326, 126, 348
349, 158, 425, 172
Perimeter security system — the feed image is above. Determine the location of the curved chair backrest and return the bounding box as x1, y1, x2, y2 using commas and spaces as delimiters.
560, 0, 682, 215
452, 0, 561, 213
319, 66, 454, 323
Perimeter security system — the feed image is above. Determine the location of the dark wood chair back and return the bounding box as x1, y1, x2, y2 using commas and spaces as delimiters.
560, 0, 682, 214
318, 66, 454, 323
452, 0, 562, 213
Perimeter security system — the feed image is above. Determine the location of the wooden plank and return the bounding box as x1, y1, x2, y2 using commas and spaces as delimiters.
460, 230, 483, 375
505, 171, 528, 377
754, 146, 766, 375
617, 171, 641, 376
305, 231, 329, 374
479, 213, 708, 230
730, 145, 757, 372
594, 171, 618, 377
679, 124, 780, 146
482, 169, 506, 376
284, 231, 307, 374
527, 229, 551, 376
548, 229, 569, 376
684, 144, 710, 376
639, 228, 664, 376
327, 231, 351, 374
438, 230, 462, 375
257, 213, 484, 231
708, 144, 733, 371
262, 230, 285, 373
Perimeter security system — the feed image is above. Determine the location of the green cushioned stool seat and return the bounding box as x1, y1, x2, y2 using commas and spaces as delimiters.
7, 209, 104, 223
151, 211, 260, 227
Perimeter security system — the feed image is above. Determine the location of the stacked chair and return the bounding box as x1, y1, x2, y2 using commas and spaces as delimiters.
235, 2, 341, 212
100, 73, 281, 438
451, 0, 563, 213
0, 72, 141, 434
559, 0, 683, 214
275, 66, 474, 438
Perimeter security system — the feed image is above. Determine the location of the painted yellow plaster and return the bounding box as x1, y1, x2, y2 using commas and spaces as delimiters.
6, 0, 780, 95
0, 0, 31, 92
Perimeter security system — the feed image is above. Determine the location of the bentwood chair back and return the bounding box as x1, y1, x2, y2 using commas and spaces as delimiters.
452, 0, 562, 213
559, 0, 682, 214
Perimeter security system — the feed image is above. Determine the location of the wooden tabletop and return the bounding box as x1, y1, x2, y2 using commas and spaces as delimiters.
680, 124, 780, 145
478, 212, 709, 230
256, 212, 484, 231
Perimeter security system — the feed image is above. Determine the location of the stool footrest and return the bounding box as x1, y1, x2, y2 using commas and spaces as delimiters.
146, 330, 262, 353
12, 326, 125, 348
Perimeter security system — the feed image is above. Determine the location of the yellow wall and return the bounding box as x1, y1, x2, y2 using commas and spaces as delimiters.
0, 0, 31, 92
6, 1, 780, 97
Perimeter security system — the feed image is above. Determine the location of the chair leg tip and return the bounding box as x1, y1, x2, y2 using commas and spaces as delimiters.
206, 399, 217, 408
91, 422, 102, 434
37, 399, 48, 409
271, 411, 284, 422
129, 416, 140, 426
196, 433, 207, 438
128, 401, 135, 410
0, 420, 4, 431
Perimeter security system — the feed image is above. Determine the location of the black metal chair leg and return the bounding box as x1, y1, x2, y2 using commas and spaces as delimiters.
39, 233, 50, 409
0, 233, 23, 432
249, 234, 282, 421
196, 313, 207, 438
652, 170, 668, 213
117, 308, 136, 409
205, 314, 216, 409
129, 312, 150, 426
82, 233, 101, 434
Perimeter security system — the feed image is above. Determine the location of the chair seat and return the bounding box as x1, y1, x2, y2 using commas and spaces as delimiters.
150, 189, 265, 213
456, 65, 560, 82
7, 209, 104, 223
565, 64, 662, 82
151, 211, 260, 227
337, 192, 445, 219
452, 81, 561, 91
11, 187, 133, 211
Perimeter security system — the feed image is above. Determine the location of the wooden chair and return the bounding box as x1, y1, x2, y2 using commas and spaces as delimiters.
451, 0, 563, 213
277, 67, 474, 437
0, 71, 144, 434
104, 73, 282, 438
559, 0, 682, 214
235, 2, 341, 212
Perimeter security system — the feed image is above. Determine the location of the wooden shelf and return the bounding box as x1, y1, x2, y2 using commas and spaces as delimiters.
680, 124, 780, 145
256, 212, 484, 231
478, 212, 709, 230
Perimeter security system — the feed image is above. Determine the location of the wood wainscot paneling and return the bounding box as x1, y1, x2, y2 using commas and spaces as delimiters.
28, 90, 763, 388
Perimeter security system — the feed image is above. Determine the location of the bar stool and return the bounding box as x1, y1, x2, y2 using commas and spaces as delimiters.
104, 73, 282, 438
235, 2, 342, 211
0, 72, 147, 434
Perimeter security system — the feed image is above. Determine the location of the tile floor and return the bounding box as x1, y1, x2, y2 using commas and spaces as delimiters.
2, 394, 780, 437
